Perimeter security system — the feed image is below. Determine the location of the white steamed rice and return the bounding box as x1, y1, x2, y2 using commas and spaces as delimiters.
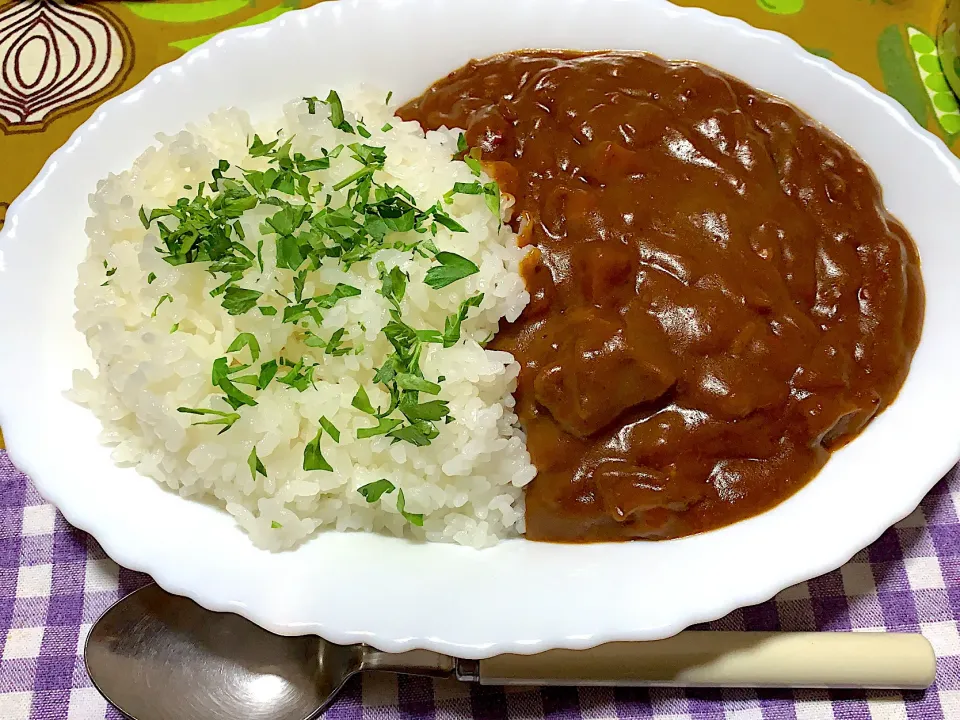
70, 88, 536, 550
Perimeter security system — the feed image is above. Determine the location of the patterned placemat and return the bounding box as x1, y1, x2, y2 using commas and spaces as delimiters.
1, 1, 959, 719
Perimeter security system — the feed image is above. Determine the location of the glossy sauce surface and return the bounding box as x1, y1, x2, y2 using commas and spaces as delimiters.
400, 51, 924, 542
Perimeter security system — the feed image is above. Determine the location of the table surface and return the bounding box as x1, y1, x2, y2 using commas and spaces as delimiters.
1, 1, 959, 718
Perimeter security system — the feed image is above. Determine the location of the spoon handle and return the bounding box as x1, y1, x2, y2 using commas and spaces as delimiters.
474, 632, 936, 689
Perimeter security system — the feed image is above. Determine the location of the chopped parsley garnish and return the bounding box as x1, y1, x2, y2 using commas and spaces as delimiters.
177, 406, 240, 434
356, 481, 423, 526
385, 91, 393, 105
303, 427, 333, 472
444, 180, 500, 221
212, 357, 258, 408
170, 323, 179, 333
271, 520, 282, 529
396, 373, 440, 394
397, 489, 424, 526
324, 328, 352, 356
257, 360, 279, 390
319, 416, 340, 443
222, 286, 262, 315
464, 147, 483, 177
326, 90, 355, 134
248, 446, 267, 481
357, 417, 403, 438
147, 92, 498, 462
377, 262, 407, 312
226, 332, 260, 364
424, 252, 480, 289
443, 293, 484, 347
151, 294, 172, 317
276, 359, 315, 392
358, 478, 395, 502
249, 134, 279, 157
352, 386, 377, 415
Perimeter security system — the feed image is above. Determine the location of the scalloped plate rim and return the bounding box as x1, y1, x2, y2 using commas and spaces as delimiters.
0, 0, 959, 657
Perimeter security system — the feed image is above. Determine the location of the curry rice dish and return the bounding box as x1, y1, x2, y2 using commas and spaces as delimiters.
73, 49, 923, 549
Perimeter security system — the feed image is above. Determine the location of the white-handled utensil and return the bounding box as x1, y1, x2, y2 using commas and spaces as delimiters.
84, 584, 936, 720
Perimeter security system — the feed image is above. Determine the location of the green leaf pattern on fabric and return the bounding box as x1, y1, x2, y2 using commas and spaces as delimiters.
125, 1, 300, 53
124, 0, 252, 23
877, 24, 930, 127
756, 0, 804, 15
906, 26, 960, 137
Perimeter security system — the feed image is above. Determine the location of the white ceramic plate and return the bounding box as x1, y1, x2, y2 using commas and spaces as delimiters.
1, 0, 959, 658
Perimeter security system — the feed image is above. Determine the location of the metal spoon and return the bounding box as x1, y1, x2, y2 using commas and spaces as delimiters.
85, 583, 936, 720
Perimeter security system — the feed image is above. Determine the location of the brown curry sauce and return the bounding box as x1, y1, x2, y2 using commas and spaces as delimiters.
399, 51, 924, 542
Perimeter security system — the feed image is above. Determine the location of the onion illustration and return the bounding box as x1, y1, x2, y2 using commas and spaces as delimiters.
0, 0, 129, 129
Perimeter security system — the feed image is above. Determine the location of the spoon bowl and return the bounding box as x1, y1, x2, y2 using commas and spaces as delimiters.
85, 584, 354, 720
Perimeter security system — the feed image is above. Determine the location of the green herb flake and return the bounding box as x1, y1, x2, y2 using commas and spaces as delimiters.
222, 286, 263, 315
293, 269, 308, 303
303, 429, 333, 472
443, 293, 484, 347
358, 478, 395, 502
177, 406, 241, 434
424, 252, 480, 289
314, 283, 361, 309
385, 91, 393, 105
324, 327, 350, 356
257, 360, 279, 390
351, 386, 377, 415
247, 446, 267, 481
151, 294, 173, 317
303, 96, 319, 114
281, 302, 311, 325
147, 272, 157, 284
484, 182, 501, 220
226, 332, 261, 364
249, 134, 279, 158
388, 423, 435, 447
319, 416, 340, 443
276, 360, 315, 393
415, 329, 444, 344
381, 123, 393, 132
356, 417, 403, 439
377, 262, 408, 312
326, 90, 355, 134
397, 488, 423, 526
395, 373, 440, 395
457, 133, 468, 155
445, 181, 483, 202
259, 305, 278, 316
271, 520, 282, 529
170, 323, 179, 334
399, 399, 451, 422
212, 357, 259, 408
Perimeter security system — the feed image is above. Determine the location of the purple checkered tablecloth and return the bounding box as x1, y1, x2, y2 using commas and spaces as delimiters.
1, 451, 959, 719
